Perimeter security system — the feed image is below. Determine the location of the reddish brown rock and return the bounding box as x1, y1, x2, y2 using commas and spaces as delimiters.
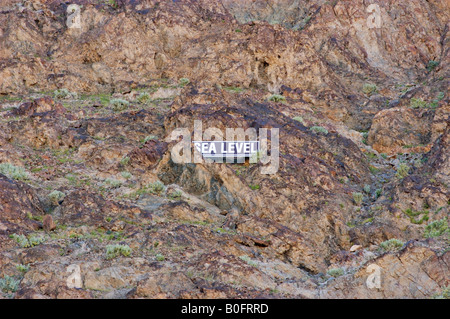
9, 97, 65, 117
128, 139, 168, 170
0, 174, 44, 237
43, 214, 56, 232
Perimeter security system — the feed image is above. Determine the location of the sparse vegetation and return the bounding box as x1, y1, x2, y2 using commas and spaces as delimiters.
149, 181, 165, 193
16, 264, 30, 273
110, 98, 129, 112
424, 218, 448, 238
155, 254, 165, 261
105, 178, 122, 188
104, 0, 118, 9
167, 190, 182, 200
375, 188, 382, 198
121, 171, 132, 179
327, 268, 344, 278
140, 135, 157, 144
0, 163, 29, 181
395, 163, 410, 179
361, 132, 369, 145
54, 88, 77, 99
409, 98, 427, 109
179, 78, 190, 86
120, 156, 130, 166
362, 83, 378, 96
268, 94, 286, 102
137, 92, 151, 104
10, 233, 45, 248
293, 116, 305, 124
426, 60, 439, 72
239, 255, 258, 267
310, 126, 328, 134
223, 86, 244, 93
0, 275, 20, 293
369, 165, 381, 174
403, 208, 429, 224
0, 1, 446, 300
48, 190, 65, 205
352, 192, 363, 205
105, 244, 131, 259
433, 286, 450, 299
127, 181, 165, 199
379, 238, 404, 252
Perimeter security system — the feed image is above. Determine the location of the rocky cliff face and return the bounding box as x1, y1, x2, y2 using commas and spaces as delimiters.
0, 0, 448, 299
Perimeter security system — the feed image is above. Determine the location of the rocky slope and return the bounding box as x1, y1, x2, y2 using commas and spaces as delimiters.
0, 0, 448, 299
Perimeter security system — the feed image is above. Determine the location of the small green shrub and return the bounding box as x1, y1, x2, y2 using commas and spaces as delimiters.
327, 268, 344, 278
379, 238, 404, 252
105, 178, 122, 188
361, 132, 369, 145
120, 156, 130, 166
0, 275, 20, 293
293, 116, 305, 124
362, 83, 378, 96
105, 0, 118, 8
375, 188, 382, 198
179, 78, 190, 86
0, 163, 29, 181
110, 98, 129, 112
140, 135, 157, 144
105, 244, 131, 259
149, 181, 165, 193
310, 126, 328, 134
363, 185, 371, 194
167, 190, 182, 200
404, 208, 429, 224
426, 60, 439, 72
433, 286, 450, 299
137, 92, 151, 104
268, 94, 286, 102
54, 88, 77, 99
10, 233, 45, 248
16, 264, 29, 273
239, 255, 258, 267
121, 171, 132, 179
155, 254, 165, 262
410, 98, 427, 109
127, 181, 166, 198
352, 192, 363, 205
369, 166, 380, 174
249, 184, 260, 190
224, 86, 244, 93
424, 218, 448, 238
48, 190, 65, 205
395, 163, 410, 179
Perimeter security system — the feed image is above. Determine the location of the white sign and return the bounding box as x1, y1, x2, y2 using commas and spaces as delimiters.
193, 141, 259, 158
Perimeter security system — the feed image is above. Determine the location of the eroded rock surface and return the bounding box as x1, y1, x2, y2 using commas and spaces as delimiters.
0, 0, 448, 299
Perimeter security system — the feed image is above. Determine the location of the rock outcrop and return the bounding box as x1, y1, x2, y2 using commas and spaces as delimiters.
0, 0, 448, 299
